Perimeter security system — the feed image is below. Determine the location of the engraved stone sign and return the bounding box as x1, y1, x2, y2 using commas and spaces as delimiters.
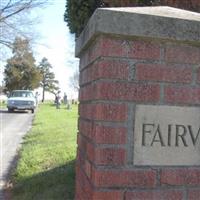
134, 105, 200, 166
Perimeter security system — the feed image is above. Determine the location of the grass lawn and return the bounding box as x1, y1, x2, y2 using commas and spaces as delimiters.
0, 100, 7, 109
10, 102, 78, 200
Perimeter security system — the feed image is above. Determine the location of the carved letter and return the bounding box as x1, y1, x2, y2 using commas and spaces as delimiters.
188, 125, 200, 146
175, 125, 188, 147
167, 124, 172, 146
142, 124, 154, 146
151, 124, 165, 147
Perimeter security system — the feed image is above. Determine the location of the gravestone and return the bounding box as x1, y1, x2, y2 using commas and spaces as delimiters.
75, 7, 200, 200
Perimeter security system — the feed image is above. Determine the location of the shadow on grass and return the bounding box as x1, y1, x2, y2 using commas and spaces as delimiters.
49, 103, 56, 107
10, 160, 76, 200
31, 122, 43, 127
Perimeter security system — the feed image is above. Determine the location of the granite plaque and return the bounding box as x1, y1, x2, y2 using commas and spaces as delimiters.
134, 105, 200, 166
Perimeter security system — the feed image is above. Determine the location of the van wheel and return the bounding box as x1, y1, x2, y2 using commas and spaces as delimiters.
31, 109, 34, 113
8, 108, 13, 112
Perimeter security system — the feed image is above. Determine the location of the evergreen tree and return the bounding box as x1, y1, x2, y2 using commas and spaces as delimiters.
38, 57, 59, 102
64, 0, 102, 37
4, 37, 41, 92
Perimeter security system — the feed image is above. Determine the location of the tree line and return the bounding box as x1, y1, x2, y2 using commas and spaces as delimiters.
0, 0, 60, 102
3, 37, 59, 102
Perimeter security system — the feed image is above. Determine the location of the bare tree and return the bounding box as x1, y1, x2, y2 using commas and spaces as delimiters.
69, 70, 79, 92
0, 0, 48, 58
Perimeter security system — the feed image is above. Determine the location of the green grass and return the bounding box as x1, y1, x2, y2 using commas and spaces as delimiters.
11, 102, 78, 200
0, 100, 7, 108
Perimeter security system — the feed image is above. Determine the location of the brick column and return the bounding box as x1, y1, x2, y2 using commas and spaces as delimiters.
75, 7, 200, 200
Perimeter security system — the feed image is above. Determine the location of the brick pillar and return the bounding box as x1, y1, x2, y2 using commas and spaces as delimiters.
75, 7, 200, 200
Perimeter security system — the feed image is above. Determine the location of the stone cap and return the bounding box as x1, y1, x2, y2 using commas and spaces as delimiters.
75, 6, 200, 57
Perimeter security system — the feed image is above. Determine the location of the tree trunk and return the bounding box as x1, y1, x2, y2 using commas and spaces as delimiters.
42, 85, 45, 102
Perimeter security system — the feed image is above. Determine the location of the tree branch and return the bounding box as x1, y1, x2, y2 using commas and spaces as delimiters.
0, 39, 13, 48
0, 0, 32, 22
0, 0, 12, 13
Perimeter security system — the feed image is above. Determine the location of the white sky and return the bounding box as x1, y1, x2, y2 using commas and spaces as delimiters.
34, 0, 79, 99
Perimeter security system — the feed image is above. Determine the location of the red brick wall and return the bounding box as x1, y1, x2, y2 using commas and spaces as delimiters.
76, 35, 200, 199
160, 0, 200, 12
103, 0, 200, 12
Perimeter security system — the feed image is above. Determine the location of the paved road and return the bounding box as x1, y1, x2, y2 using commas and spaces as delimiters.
0, 109, 34, 199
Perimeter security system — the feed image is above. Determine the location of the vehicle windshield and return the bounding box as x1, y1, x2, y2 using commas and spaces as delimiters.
10, 91, 34, 98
